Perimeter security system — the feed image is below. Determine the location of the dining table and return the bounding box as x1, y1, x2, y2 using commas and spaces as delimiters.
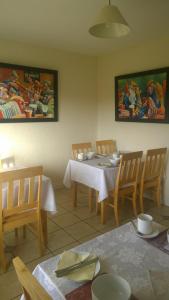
29, 221, 169, 300
63, 156, 119, 199
1, 165, 57, 244
63, 155, 119, 223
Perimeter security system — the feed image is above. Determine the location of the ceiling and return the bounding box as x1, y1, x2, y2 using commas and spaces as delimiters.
1, 0, 169, 55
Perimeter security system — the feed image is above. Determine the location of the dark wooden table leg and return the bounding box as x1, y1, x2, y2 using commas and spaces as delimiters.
72, 181, 77, 207
41, 210, 47, 247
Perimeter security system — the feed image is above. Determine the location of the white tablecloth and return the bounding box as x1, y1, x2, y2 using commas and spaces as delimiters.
31, 222, 169, 300
63, 158, 118, 202
2, 174, 57, 213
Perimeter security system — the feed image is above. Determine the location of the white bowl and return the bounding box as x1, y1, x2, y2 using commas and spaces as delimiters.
86, 151, 95, 159
91, 274, 131, 300
109, 157, 120, 166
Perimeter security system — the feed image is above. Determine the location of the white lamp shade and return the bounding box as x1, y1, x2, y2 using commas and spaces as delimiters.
89, 5, 130, 38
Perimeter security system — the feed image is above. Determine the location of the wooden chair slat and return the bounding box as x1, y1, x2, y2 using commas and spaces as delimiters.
28, 177, 34, 204
96, 140, 116, 155
18, 179, 25, 206
101, 151, 143, 225
72, 142, 92, 159
7, 180, 14, 209
13, 257, 52, 300
140, 148, 167, 212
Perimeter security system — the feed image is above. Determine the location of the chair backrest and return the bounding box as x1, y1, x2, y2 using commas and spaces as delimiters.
72, 142, 92, 159
96, 140, 116, 154
142, 148, 167, 181
13, 256, 52, 300
0, 166, 43, 222
115, 151, 143, 191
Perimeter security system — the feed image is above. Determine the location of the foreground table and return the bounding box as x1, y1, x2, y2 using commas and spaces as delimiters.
32, 222, 169, 299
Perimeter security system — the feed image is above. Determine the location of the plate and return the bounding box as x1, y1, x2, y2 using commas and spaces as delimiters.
136, 227, 160, 239
98, 162, 112, 167
57, 251, 100, 282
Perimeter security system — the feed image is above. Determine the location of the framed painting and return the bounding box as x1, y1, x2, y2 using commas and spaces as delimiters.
0, 62, 58, 123
115, 67, 169, 123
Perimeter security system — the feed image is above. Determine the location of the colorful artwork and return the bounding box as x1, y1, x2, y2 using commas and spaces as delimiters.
115, 67, 169, 123
0, 63, 58, 123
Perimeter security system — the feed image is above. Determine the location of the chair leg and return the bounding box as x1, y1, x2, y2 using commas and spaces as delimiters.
132, 191, 137, 217
23, 225, 26, 239
114, 204, 119, 227
0, 233, 7, 272
156, 180, 161, 207
15, 228, 18, 239
37, 219, 44, 257
139, 188, 144, 213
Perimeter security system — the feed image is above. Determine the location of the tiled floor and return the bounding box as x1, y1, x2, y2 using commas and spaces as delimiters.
1, 186, 169, 299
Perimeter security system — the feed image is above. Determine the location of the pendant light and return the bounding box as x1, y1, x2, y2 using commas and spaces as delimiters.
89, 0, 130, 38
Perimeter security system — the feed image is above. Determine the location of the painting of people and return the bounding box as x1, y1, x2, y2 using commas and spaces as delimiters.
115, 68, 168, 123
0, 63, 58, 122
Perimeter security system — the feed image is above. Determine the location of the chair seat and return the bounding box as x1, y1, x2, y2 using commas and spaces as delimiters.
3, 209, 37, 232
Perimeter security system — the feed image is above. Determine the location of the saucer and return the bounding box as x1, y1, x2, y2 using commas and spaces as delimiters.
136, 227, 160, 239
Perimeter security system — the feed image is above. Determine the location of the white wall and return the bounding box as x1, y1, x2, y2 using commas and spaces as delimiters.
0, 40, 97, 187
97, 37, 169, 204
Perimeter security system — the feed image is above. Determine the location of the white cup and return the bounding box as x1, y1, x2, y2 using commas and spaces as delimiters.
137, 214, 153, 235
77, 152, 86, 160
91, 274, 131, 300
112, 152, 118, 159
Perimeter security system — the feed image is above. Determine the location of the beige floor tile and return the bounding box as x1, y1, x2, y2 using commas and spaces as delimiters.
26, 253, 53, 272
71, 206, 96, 220
0, 269, 22, 300
52, 212, 80, 228
65, 221, 97, 239
47, 219, 61, 233
12, 239, 50, 264
52, 241, 80, 255
84, 214, 116, 231
47, 229, 75, 251
48, 205, 67, 217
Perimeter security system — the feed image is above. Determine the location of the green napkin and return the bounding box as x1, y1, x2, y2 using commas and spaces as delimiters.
56, 251, 98, 281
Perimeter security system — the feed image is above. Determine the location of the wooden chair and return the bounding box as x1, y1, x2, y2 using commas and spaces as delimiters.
13, 256, 52, 300
72, 142, 92, 159
139, 148, 167, 212
96, 140, 116, 155
71, 142, 95, 211
0, 166, 44, 272
101, 151, 143, 226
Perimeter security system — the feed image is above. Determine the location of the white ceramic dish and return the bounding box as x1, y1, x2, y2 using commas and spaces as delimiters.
136, 227, 159, 239
109, 158, 120, 166
87, 152, 96, 159
57, 251, 100, 282
91, 273, 131, 300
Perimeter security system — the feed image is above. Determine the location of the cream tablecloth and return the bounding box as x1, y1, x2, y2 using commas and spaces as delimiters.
63, 157, 118, 201
2, 174, 57, 212
31, 222, 169, 300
